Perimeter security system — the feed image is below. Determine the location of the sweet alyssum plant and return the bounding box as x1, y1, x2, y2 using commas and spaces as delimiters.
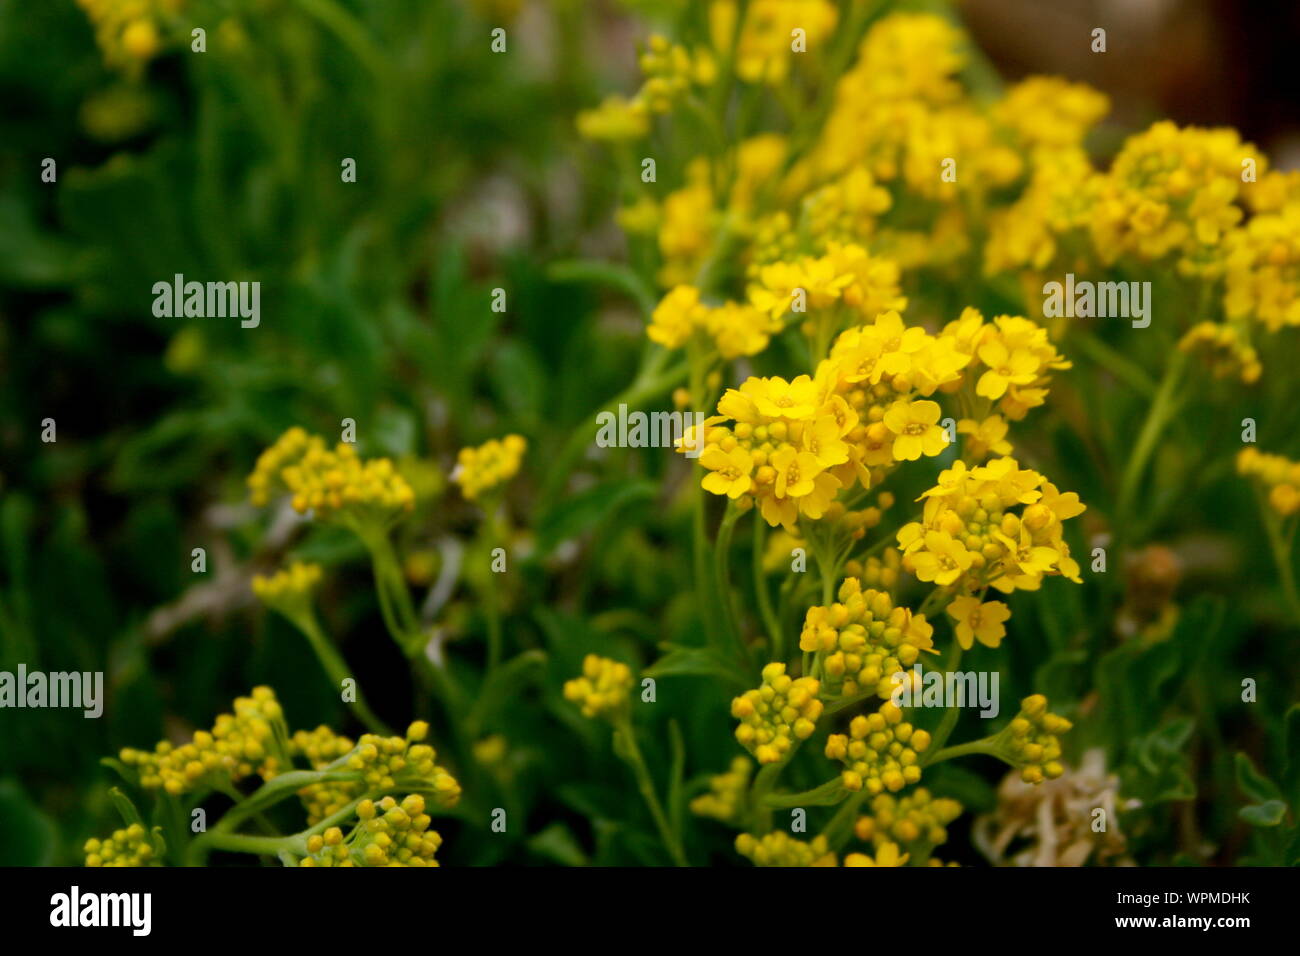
80, 1, 1300, 866
88, 429, 523, 866
556, 3, 1300, 865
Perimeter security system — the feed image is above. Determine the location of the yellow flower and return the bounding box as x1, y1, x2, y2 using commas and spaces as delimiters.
957, 416, 1013, 459
843, 841, 908, 867
648, 285, 707, 349
995, 76, 1109, 148
799, 577, 935, 699
975, 339, 1040, 400
855, 788, 963, 851
120, 687, 290, 796
946, 595, 1011, 650
999, 695, 1072, 784
84, 823, 163, 867
771, 445, 822, 499
453, 434, 526, 501
752, 375, 821, 420
576, 94, 649, 141
564, 654, 634, 720
825, 701, 931, 793
735, 831, 836, 867
732, 662, 822, 764
301, 794, 443, 867
248, 428, 416, 521
690, 756, 752, 823
907, 531, 973, 586
882, 399, 946, 461
700, 445, 756, 499
1237, 448, 1300, 516
251, 561, 322, 618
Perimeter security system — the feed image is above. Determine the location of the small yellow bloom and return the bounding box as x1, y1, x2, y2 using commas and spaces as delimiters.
883, 399, 947, 461
844, 840, 908, 867
563, 654, 634, 720
945, 595, 1011, 650
453, 434, 526, 501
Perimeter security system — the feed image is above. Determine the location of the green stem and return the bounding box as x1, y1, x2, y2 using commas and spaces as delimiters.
1259, 498, 1300, 623
752, 517, 785, 661
713, 503, 750, 671
291, 0, 389, 79
926, 737, 1000, 766
920, 644, 964, 764
820, 788, 869, 851
294, 612, 391, 735
1115, 351, 1187, 551
614, 718, 688, 866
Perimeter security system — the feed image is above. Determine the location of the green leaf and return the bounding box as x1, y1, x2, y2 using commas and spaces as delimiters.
643, 645, 750, 689
1239, 801, 1287, 828
762, 777, 847, 808
527, 823, 590, 867
467, 650, 547, 735
1283, 703, 1300, 806
535, 479, 656, 556
1235, 752, 1282, 805
1122, 717, 1196, 804
0, 780, 57, 866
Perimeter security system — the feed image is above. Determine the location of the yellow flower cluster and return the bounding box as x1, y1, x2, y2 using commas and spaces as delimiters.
75, 0, 180, 73
712, 0, 838, 86
957, 415, 1014, 460
637, 34, 716, 114
994, 77, 1109, 150
563, 654, 634, 720
1237, 448, 1300, 517
735, 830, 836, 867
1177, 322, 1262, 384
825, 701, 931, 794
1001, 695, 1071, 784
84, 823, 163, 867
693, 305, 1033, 529
291, 725, 360, 824
247, 427, 415, 520
346, 722, 462, 806
799, 578, 935, 699
854, 788, 963, 852
962, 312, 1072, 421
844, 548, 903, 595
748, 243, 907, 320
291, 722, 460, 825
731, 662, 822, 764
898, 457, 1086, 595
689, 756, 752, 824
843, 841, 908, 867
1091, 121, 1253, 274
251, 561, 322, 616
648, 285, 781, 359
452, 434, 526, 501
575, 95, 649, 142
300, 795, 442, 867
694, 374, 849, 528
1225, 200, 1300, 331
984, 147, 1096, 275
119, 686, 289, 796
